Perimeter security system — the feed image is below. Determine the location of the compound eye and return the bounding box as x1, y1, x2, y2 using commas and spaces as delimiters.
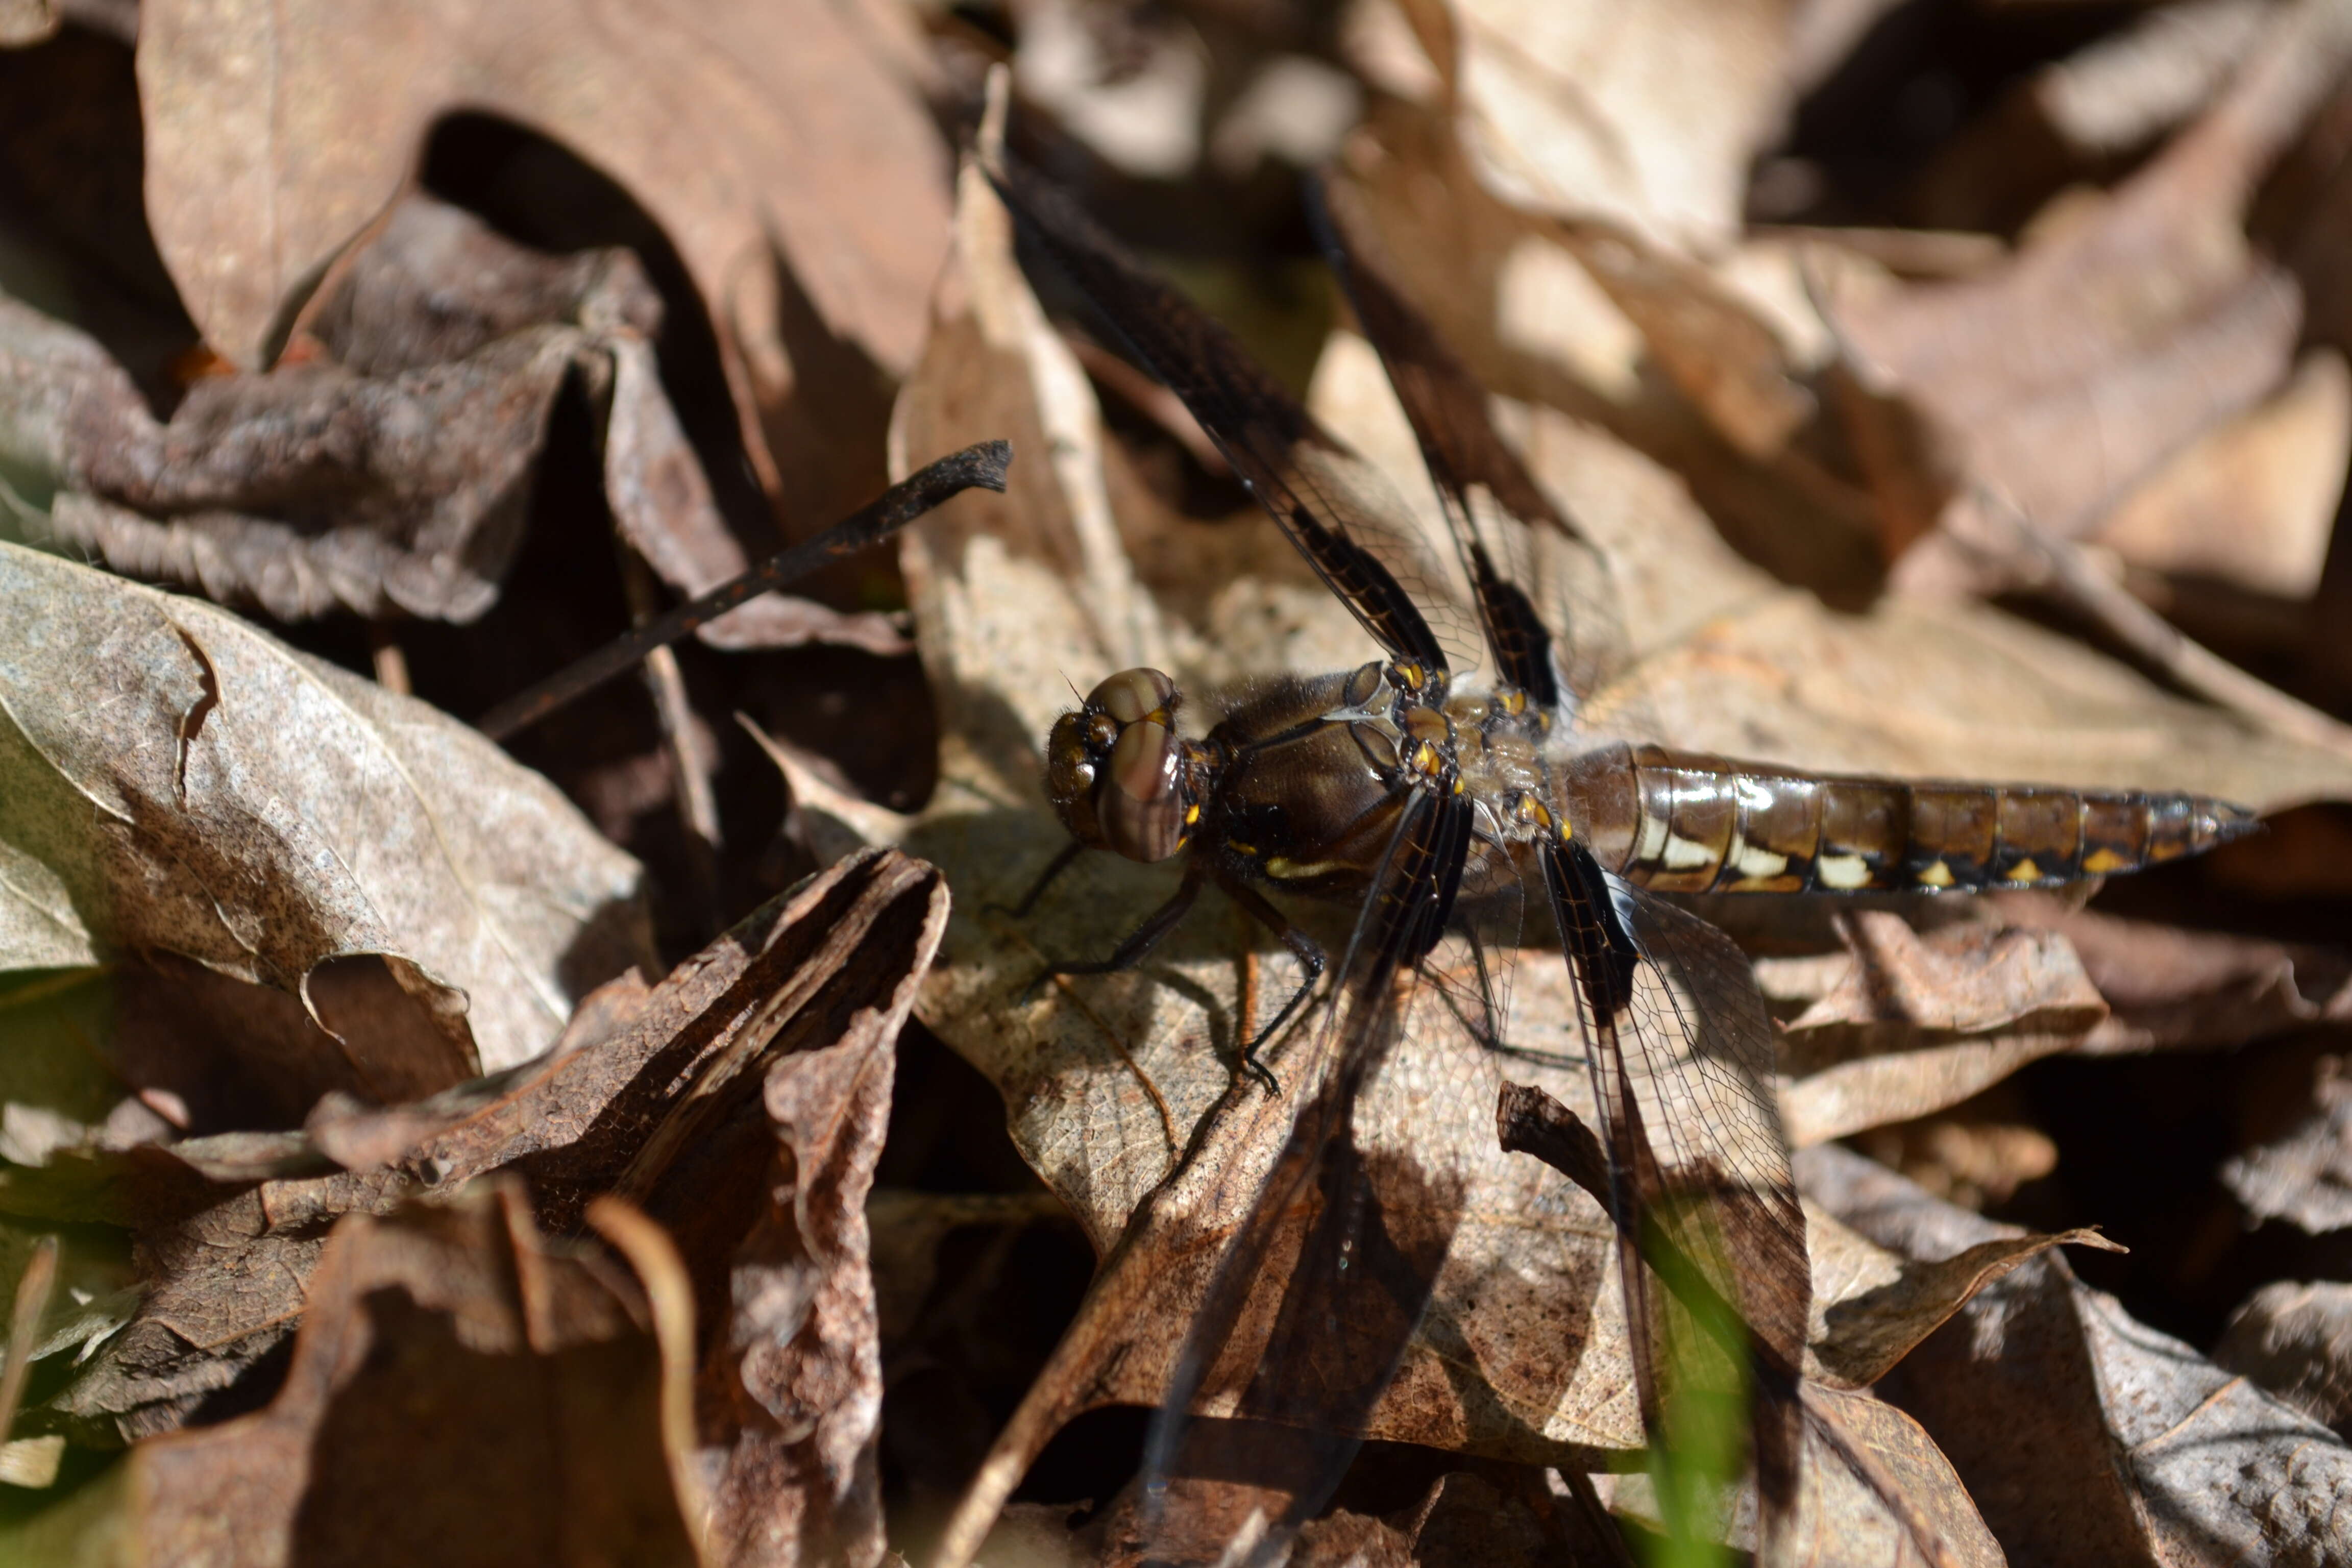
1089, 668, 1178, 727
1098, 717, 1185, 862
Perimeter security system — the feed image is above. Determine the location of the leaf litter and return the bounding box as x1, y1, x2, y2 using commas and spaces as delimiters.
5, 1, 2352, 1563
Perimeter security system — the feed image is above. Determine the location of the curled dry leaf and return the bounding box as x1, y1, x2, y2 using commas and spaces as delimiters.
677, 883, 937, 1568
111, 1181, 697, 1568
2212, 1279, 2352, 1436
0, 541, 653, 1077
1803, 1142, 2352, 1565
1996, 896, 2352, 1055
137, 0, 948, 521
19, 848, 942, 1447
1765, 911, 2109, 1147
2, 198, 902, 650
1802, 1199, 2123, 1392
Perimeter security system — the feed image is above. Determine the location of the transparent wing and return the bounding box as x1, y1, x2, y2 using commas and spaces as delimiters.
1310, 180, 1637, 724
1139, 784, 1480, 1563
987, 155, 1487, 683
1540, 830, 1810, 1512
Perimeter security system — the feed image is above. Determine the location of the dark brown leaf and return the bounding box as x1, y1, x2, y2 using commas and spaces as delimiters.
4, 197, 905, 649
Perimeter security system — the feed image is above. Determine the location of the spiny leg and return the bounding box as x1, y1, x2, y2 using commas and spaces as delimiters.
1216, 872, 1327, 1092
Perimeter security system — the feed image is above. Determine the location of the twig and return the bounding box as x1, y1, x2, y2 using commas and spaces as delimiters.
618, 548, 723, 933
1953, 486, 2352, 759
478, 439, 1013, 740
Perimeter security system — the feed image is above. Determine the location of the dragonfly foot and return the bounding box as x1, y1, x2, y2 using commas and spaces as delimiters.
1234, 1040, 1281, 1096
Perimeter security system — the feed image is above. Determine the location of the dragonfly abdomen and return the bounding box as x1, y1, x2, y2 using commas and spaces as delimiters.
1559, 743, 2255, 895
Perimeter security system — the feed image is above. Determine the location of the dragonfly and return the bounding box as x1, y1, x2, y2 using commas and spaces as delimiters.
985, 154, 2255, 1559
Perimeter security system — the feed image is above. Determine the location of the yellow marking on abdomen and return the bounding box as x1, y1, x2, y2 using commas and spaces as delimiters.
1915, 860, 1955, 888
2083, 847, 2129, 873
2004, 857, 2045, 883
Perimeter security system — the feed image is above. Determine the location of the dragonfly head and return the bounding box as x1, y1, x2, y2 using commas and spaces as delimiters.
1047, 668, 1197, 864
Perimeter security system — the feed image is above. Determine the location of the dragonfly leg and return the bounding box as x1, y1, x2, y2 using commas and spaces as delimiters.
1216, 873, 1327, 1091
991, 839, 1086, 918
1021, 855, 1210, 1005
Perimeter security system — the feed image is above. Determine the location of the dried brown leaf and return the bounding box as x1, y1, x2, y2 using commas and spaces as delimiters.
0, 0, 57, 46
1914, 0, 2273, 233
2087, 347, 2350, 600
29, 848, 944, 1446
1767, 912, 2109, 1147
1546, 219, 1818, 459
137, 0, 948, 520
1829, 0, 2352, 556
1498, 1084, 2008, 1564
1804, 1141, 2352, 1565
1803, 1200, 2123, 1391
681, 890, 934, 1568
1999, 898, 2352, 1055
1772, 1384, 2004, 1568
0, 541, 652, 1076
1603, 1382, 2006, 1568
3, 199, 902, 649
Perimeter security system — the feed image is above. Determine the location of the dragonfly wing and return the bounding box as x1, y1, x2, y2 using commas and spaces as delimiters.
1139, 783, 1478, 1560
986, 155, 1486, 682
1310, 180, 1637, 719
1542, 831, 1810, 1513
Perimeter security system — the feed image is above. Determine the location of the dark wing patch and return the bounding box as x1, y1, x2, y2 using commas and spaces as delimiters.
985, 155, 1474, 680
